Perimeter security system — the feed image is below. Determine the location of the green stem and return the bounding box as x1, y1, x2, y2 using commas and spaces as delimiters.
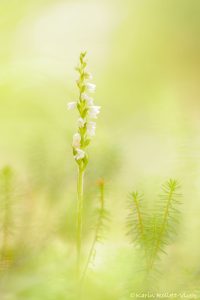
148, 188, 173, 271
81, 181, 104, 283
76, 165, 84, 278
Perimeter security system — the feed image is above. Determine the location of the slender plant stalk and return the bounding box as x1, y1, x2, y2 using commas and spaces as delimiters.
127, 192, 149, 270
81, 179, 105, 282
127, 192, 145, 244
68, 52, 101, 280
133, 193, 144, 236
76, 166, 84, 277
148, 182, 175, 270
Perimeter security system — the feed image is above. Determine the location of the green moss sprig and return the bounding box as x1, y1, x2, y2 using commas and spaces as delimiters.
127, 179, 182, 274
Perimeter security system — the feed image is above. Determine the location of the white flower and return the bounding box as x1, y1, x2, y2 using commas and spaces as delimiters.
74, 148, 85, 160
86, 82, 96, 93
84, 71, 93, 80
82, 93, 94, 106
87, 72, 93, 80
87, 121, 96, 136
77, 117, 86, 128
67, 101, 76, 110
72, 133, 81, 148
88, 105, 101, 119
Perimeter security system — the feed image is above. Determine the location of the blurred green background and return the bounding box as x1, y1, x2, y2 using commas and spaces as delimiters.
0, 0, 200, 299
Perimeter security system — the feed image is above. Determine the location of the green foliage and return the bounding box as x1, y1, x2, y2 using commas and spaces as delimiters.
127, 179, 182, 274
127, 192, 146, 246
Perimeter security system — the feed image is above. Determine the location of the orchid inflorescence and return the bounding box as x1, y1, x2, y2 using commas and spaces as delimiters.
68, 51, 101, 169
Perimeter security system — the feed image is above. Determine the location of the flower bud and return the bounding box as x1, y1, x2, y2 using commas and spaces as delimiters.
67, 102, 76, 110
86, 82, 96, 93
74, 149, 85, 160
72, 133, 81, 148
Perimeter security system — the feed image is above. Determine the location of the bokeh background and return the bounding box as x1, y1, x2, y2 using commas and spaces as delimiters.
0, 0, 200, 299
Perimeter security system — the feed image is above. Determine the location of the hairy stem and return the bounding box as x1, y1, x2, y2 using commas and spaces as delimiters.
133, 194, 144, 237
148, 188, 173, 270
